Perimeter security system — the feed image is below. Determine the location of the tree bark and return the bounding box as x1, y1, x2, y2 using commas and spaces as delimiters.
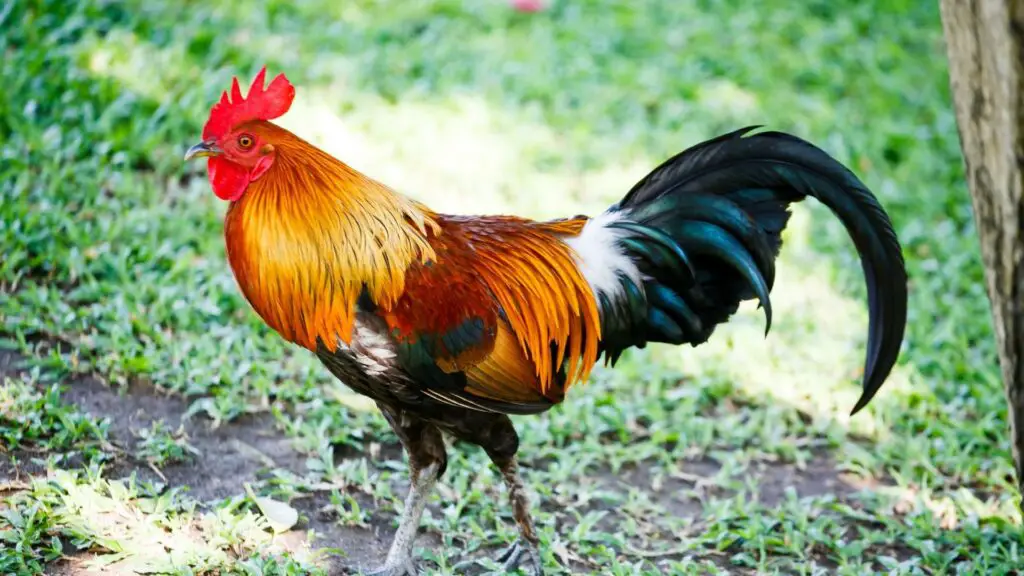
939, 0, 1024, 506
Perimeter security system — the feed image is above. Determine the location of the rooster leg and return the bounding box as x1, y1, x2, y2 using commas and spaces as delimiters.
475, 416, 543, 575
369, 406, 448, 576
493, 456, 542, 574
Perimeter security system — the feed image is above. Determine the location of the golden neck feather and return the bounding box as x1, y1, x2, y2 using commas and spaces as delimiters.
223, 126, 439, 351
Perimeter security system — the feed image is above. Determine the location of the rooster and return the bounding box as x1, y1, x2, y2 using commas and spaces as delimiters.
185, 68, 907, 575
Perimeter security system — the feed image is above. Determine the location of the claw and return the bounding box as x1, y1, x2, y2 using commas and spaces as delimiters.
497, 538, 542, 575
364, 559, 418, 576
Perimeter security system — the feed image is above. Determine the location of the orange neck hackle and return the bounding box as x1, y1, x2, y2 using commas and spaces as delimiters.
223, 122, 439, 351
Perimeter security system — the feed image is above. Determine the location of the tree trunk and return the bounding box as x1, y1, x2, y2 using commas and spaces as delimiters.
939, 0, 1024, 507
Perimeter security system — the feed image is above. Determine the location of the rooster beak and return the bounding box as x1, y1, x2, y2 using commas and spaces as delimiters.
184, 140, 222, 162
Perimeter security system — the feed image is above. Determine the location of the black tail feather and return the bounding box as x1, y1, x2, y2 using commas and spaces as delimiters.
601, 127, 907, 415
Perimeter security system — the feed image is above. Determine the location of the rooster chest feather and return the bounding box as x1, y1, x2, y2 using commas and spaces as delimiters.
314, 313, 420, 402
220, 147, 440, 354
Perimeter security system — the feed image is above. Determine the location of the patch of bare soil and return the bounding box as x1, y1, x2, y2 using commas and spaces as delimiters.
0, 350, 393, 575
0, 351, 304, 498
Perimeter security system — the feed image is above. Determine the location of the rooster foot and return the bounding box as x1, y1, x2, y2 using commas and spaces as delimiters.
497, 538, 542, 575
364, 559, 418, 576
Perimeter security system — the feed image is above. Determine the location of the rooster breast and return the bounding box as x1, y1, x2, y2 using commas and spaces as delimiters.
315, 311, 419, 405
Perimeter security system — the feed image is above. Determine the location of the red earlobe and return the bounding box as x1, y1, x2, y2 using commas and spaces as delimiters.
249, 154, 275, 182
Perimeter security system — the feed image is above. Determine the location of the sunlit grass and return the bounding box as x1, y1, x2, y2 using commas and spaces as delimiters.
279, 88, 649, 218
3, 469, 329, 575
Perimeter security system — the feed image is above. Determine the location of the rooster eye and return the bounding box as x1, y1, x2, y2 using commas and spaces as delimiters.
238, 135, 254, 149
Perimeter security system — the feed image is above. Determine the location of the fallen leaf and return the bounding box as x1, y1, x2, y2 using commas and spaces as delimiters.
245, 483, 298, 534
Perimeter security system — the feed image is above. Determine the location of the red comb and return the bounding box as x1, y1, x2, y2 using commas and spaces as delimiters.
202, 66, 295, 140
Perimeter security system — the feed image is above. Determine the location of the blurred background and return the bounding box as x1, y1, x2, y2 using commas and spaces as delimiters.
0, 1, 1015, 575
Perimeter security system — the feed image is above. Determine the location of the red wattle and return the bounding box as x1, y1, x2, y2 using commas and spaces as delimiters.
208, 157, 250, 202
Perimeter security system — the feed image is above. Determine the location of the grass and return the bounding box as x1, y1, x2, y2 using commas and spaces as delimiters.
0, 378, 111, 467
133, 420, 199, 469
0, 0, 1018, 574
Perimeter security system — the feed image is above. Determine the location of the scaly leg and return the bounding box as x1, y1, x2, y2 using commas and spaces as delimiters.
493, 456, 542, 574
367, 406, 447, 576
368, 461, 439, 575
468, 415, 543, 575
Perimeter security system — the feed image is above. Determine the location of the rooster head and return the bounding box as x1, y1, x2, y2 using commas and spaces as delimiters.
184, 66, 295, 202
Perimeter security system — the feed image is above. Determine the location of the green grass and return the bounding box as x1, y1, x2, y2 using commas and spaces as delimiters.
0, 0, 1018, 574
0, 377, 111, 467
1, 467, 327, 575
133, 420, 200, 469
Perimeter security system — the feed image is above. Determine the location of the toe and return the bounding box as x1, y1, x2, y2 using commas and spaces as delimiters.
500, 546, 524, 571
497, 539, 542, 575
364, 560, 418, 576
496, 542, 519, 564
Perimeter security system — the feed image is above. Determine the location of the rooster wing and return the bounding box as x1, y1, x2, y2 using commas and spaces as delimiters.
372, 215, 602, 415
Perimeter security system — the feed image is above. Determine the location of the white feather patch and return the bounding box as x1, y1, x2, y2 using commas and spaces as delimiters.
563, 211, 643, 301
